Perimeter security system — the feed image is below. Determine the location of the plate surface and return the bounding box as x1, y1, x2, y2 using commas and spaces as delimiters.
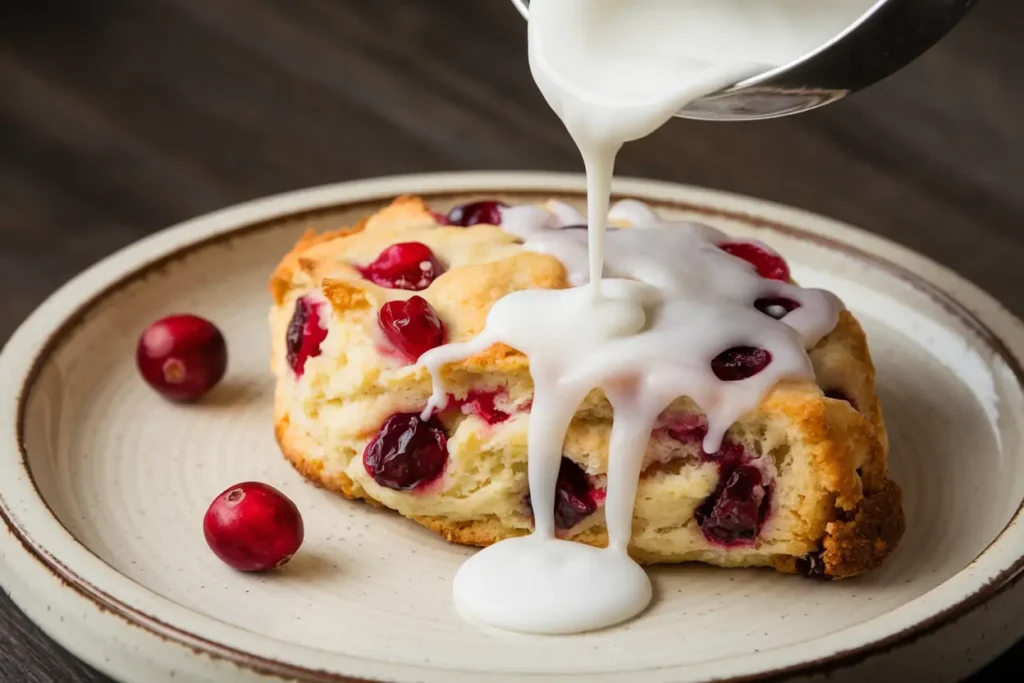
2, 173, 1023, 683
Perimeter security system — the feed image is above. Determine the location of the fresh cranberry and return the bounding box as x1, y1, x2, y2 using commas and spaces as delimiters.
136, 314, 228, 401
286, 296, 328, 377
445, 200, 507, 227
796, 549, 829, 579
379, 296, 445, 362
825, 389, 858, 411
720, 242, 791, 281
711, 347, 772, 381
754, 297, 800, 319
203, 482, 304, 572
695, 464, 771, 545
363, 413, 448, 490
451, 390, 510, 425
358, 242, 444, 291
526, 457, 599, 530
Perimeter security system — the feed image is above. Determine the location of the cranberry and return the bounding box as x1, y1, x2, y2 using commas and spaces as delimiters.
363, 413, 448, 490
526, 457, 599, 530
358, 242, 444, 291
796, 549, 829, 579
136, 314, 227, 401
203, 482, 304, 572
695, 464, 771, 545
825, 389, 858, 411
711, 347, 772, 381
286, 296, 328, 377
451, 390, 510, 425
379, 296, 445, 362
754, 297, 800, 319
445, 200, 507, 227
720, 242, 791, 281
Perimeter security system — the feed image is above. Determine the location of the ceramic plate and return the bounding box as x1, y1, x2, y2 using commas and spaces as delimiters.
2, 173, 1023, 683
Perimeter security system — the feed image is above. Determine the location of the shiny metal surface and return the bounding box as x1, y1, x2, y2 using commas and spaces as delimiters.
509, 0, 979, 120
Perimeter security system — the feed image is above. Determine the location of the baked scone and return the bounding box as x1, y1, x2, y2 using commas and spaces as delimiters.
269, 196, 904, 579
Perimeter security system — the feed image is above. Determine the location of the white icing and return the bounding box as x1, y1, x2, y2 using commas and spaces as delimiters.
419, 0, 861, 634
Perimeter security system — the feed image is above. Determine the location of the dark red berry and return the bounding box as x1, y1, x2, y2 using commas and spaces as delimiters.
136, 314, 228, 401
445, 200, 507, 227
711, 347, 772, 381
358, 242, 444, 291
451, 390, 510, 425
286, 296, 327, 377
720, 242, 791, 281
379, 296, 445, 362
363, 413, 448, 490
754, 297, 800, 319
525, 457, 599, 530
695, 464, 771, 545
203, 482, 304, 572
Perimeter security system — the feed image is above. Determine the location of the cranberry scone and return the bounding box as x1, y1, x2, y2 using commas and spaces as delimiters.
269, 196, 904, 579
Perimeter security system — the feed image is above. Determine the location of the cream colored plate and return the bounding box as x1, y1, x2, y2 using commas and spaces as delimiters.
2, 173, 1023, 683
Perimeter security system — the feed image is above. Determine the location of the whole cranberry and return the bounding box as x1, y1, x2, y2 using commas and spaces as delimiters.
444, 200, 507, 227
695, 464, 772, 545
711, 346, 772, 381
286, 296, 328, 377
203, 482, 304, 572
363, 413, 448, 490
358, 242, 444, 291
754, 297, 799, 319
524, 457, 599, 530
720, 242, 791, 281
378, 296, 445, 362
136, 314, 228, 401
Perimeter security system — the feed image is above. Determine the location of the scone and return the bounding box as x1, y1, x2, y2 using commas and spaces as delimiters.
268, 196, 904, 579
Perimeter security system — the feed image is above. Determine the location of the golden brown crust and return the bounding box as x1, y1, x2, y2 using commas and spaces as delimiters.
269, 196, 904, 579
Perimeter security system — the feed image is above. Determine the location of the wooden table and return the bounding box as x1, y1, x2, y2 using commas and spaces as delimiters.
0, 0, 1021, 680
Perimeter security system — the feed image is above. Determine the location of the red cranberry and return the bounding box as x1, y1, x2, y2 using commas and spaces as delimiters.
711, 347, 772, 381
720, 242, 791, 281
662, 419, 746, 465
445, 200, 507, 227
452, 390, 510, 425
695, 464, 771, 545
754, 297, 800, 319
525, 457, 599, 530
359, 242, 444, 291
286, 296, 328, 377
363, 413, 448, 490
379, 296, 445, 362
136, 314, 228, 401
203, 482, 304, 572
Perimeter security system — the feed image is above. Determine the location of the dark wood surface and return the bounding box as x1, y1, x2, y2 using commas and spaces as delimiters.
0, 0, 1021, 680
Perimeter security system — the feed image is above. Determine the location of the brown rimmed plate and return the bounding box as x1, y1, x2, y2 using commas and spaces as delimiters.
1, 172, 1022, 683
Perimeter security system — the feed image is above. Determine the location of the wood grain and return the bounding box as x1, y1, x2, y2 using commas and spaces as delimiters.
0, 0, 1021, 680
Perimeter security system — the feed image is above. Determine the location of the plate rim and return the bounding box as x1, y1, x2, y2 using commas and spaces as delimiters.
2, 171, 1023, 682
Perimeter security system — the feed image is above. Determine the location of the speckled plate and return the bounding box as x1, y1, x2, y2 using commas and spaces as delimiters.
2, 173, 1023, 683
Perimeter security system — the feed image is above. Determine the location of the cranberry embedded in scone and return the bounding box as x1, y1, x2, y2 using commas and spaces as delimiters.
450, 390, 510, 425
444, 200, 507, 227
363, 413, 448, 491
378, 296, 445, 363
695, 463, 772, 545
286, 296, 327, 377
720, 242, 790, 281
525, 457, 601, 530
358, 242, 444, 291
754, 297, 799, 319
711, 347, 772, 381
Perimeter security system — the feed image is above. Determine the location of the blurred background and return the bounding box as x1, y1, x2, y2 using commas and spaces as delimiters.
0, 0, 1021, 680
